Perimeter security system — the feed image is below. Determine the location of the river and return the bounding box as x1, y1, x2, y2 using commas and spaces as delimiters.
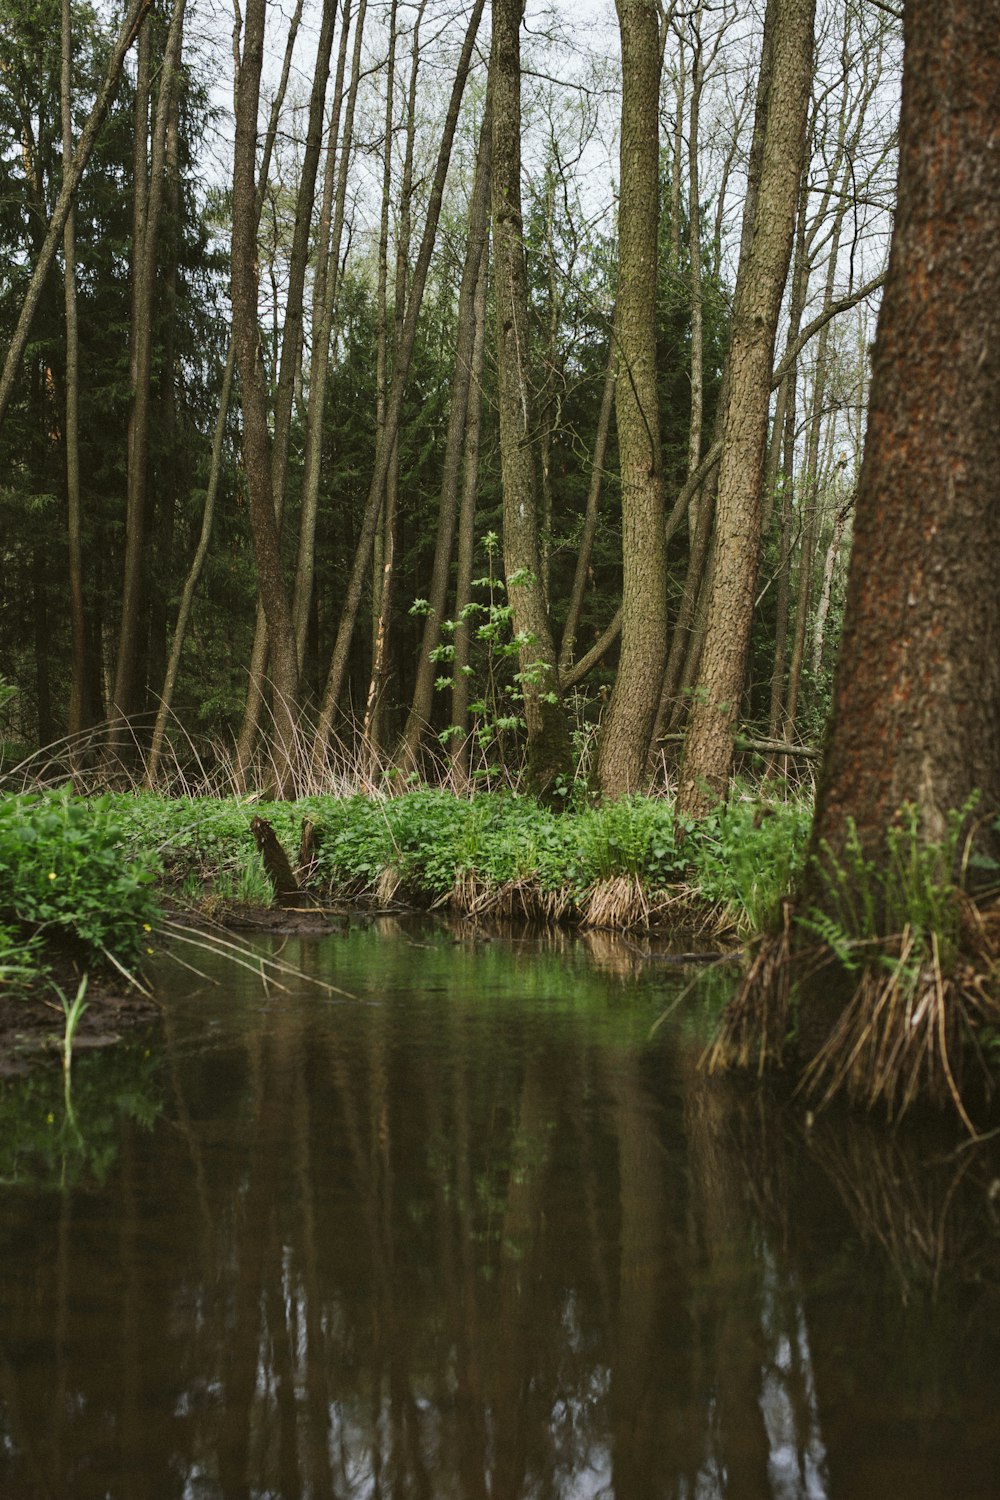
1, 915, 999, 1498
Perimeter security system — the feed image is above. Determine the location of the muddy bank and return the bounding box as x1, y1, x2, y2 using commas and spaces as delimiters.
0, 975, 160, 1078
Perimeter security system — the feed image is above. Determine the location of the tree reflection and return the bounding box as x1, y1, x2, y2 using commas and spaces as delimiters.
1, 926, 1000, 1498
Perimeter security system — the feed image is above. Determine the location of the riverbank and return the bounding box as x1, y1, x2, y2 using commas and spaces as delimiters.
113, 786, 811, 936
0, 784, 808, 1062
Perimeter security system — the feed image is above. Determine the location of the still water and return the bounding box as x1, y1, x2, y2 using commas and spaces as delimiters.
2, 916, 1000, 1499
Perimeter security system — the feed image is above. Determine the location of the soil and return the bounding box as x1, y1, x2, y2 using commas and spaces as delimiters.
0, 899, 351, 1078
0, 972, 161, 1079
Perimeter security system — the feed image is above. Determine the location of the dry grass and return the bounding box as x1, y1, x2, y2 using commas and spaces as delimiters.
707, 894, 1000, 1132
704, 900, 796, 1078
447, 870, 575, 924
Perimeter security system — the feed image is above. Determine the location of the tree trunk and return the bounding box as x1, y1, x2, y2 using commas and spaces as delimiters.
145, 341, 236, 786
290, 0, 367, 678
449, 241, 489, 790
399, 90, 492, 770
231, 0, 300, 795
0, 0, 152, 432
109, 0, 186, 733
234, 0, 339, 766
679, 0, 815, 817
490, 0, 572, 796
365, 0, 425, 758
558, 340, 615, 677
805, 0, 1000, 881
782, 0, 1000, 1102
61, 0, 86, 749
312, 0, 485, 764
596, 0, 666, 795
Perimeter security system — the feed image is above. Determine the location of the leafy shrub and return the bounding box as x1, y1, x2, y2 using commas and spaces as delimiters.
0, 789, 161, 967
689, 796, 812, 933
573, 796, 687, 889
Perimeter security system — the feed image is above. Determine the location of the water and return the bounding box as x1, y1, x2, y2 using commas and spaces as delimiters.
1, 916, 999, 1499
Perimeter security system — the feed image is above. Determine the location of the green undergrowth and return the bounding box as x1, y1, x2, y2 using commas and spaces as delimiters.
105, 786, 812, 938
0, 788, 161, 993
0, 786, 813, 999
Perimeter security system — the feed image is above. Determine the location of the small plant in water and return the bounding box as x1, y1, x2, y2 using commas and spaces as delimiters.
58, 974, 89, 1081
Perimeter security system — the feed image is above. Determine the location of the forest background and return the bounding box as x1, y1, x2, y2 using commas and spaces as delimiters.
0, 0, 900, 798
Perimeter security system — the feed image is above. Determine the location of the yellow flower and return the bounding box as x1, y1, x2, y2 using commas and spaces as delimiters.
142, 923, 152, 932
146, 947, 155, 955
47, 871, 57, 881
46, 1113, 54, 1125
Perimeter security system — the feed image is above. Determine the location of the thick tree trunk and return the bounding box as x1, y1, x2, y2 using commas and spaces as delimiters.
805, 0, 1000, 881
679, 0, 815, 816
491, 0, 572, 796
596, 0, 666, 795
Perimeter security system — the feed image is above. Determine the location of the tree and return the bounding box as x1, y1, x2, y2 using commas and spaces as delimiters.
491, 0, 573, 796
595, 0, 666, 793
711, 0, 1000, 1123
678, 0, 815, 815
231, 0, 301, 794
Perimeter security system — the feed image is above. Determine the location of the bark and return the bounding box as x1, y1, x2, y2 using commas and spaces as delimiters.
685, 4, 705, 533
558, 338, 615, 676
364, 0, 398, 754
679, 0, 815, 817
805, 0, 1000, 878
491, 0, 573, 796
596, 0, 666, 794
231, 0, 300, 795
365, 0, 424, 756
0, 0, 152, 432
145, 341, 236, 786
312, 0, 485, 763
290, 0, 366, 674
399, 90, 492, 770
809, 487, 851, 680
109, 0, 187, 732
234, 0, 339, 764
61, 0, 86, 747
449, 241, 489, 790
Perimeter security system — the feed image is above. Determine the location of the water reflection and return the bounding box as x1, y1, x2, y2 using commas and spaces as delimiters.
0, 919, 999, 1499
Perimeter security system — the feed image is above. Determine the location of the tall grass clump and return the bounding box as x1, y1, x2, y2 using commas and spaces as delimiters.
710, 800, 1000, 1130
